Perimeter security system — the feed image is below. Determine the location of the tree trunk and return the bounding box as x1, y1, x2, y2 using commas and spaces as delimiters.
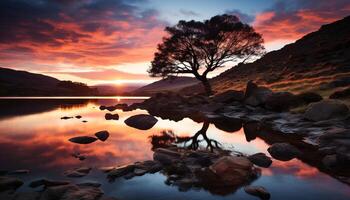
200, 78, 213, 96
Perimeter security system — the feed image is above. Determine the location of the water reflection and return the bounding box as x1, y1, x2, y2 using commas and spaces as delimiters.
0, 99, 349, 199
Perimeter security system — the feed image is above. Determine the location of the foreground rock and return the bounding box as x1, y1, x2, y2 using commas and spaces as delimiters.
244, 185, 271, 200
248, 153, 272, 168
304, 100, 349, 121
124, 114, 158, 130
29, 179, 70, 188
40, 184, 103, 200
0, 176, 23, 192
268, 143, 301, 161
69, 136, 97, 144
244, 81, 273, 106
95, 131, 109, 141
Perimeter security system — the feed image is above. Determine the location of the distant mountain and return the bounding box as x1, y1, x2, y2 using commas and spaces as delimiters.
181, 16, 350, 96
93, 83, 146, 96
0, 67, 98, 96
132, 76, 199, 95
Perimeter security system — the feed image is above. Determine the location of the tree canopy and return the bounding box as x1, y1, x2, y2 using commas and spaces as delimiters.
148, 14, 265, 95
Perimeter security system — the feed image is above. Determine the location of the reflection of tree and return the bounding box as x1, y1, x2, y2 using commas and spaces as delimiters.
150, 122, 221, 151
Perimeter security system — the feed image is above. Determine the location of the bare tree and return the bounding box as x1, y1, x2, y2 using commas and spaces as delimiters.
148, 14, 264, 95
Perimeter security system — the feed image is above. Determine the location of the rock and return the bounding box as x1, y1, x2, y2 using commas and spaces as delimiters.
124, 114, 158, 130
61, 116, 73, 120
267, 143, 301, 161
153, 148, 181, 165
64, 167, 91, 178
108, 165, 135, 178
209, 116, 242, 132
330, 87, 350, 99
40, 184, 103, 200
8, 169, 30, 175
0, 176, 23, 192
248, 153, 272, 168
244, 185, 271, 200
265, 92, 298, 111
95, 131, 109, 141
106, 106, 117, 112
75, 115, 82, 119
99, 167, 116, 173
68, 136, 97, 144
318, 146, 337, 155
322, 154, 337, 169
296, 92, 323, 104
29, 179, 70, 188
208, 156, 257, 186
99, 105, 107, 110
212, 90, 245, 103
105, 113, 119, 120
133, 169, 147, 176
243, 121, 260, 142
13, 192, 40, 200
72, 153, 86, 161
244, 81, 273, 106
304, 100, 349, 121
82, 120, 88, 123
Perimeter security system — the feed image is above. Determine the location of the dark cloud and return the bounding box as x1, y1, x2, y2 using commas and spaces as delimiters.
226, 9, 255, 24
179, 9, 200, 17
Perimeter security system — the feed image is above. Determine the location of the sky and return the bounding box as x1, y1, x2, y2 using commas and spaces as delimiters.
0, 0, 349, 85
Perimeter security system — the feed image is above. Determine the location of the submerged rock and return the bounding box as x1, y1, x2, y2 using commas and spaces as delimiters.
244, 185, 271, 200
105, 113, 119, 120
304, 100, 349, 121
95, 131, 109, 141
267, 143, 301, 161
248, 153, 272, 168
124, 114, 158, 130
69, 136, 97, 144
29, 179, 70, 188
0, 176, 23, 192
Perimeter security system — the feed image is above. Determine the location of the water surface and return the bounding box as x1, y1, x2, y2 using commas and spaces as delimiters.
0, 98, 349, 200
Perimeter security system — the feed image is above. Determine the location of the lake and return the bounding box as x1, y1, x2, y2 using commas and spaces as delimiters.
0, 97, 349, 200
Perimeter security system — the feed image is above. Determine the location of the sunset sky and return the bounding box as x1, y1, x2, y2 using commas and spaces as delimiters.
0, 0, 349, 85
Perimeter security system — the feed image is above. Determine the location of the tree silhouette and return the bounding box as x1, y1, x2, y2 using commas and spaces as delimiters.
148, 14, 264, 95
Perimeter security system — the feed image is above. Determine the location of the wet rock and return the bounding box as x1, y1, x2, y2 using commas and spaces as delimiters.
8, 169, 30, 175
243, 121, 260, 142
212, 90, 245, 103
108, 165, 135, 178
322, 154, 337, 169
296, 92, 323, 104
209, 116, 242, 132
248, 153, 272, 168
153, 148, 181, 165
105, 113, 119, 120
99, 105, 107, 110
99, 167, 116, 173
13, 192, 40, 200
244, 81, 273, 106
29, 179, 70, 188
0, 176, 23, 192
75, 115, 82, 119
40, 184, 103, 200
69, 136, 97, 144
304, 100, 349, 121
61, 116, 73, 120
265, 92, 298, 111
207, 156, 258, 186
95, 131, 109, 141
124, 114, 158, 130
106, 106, 117, 112
133, 169, 148, 176
268, 143, 301, 161
115, 103, 128, 110
244, 185, 271, 200
72, 153, 86, 161
64, 167, 91, 178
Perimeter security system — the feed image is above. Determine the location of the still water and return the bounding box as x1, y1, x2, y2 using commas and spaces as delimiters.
0, 98, 349, 200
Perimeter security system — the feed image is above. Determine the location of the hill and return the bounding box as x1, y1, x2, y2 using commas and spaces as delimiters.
0, 67, 98, 96
132, 76, 199, 95
181, 16, 350, 97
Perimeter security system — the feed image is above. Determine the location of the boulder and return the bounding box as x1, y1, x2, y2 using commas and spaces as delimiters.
267, 143, 301, 161
243, 121, 260, 142
296, 92, 323, 104
153, 148, 181, 165
209, 116, 242, 132
124, 114, 158, 130
208, 156, 258, 186
244, 185, 271, 200
212, 90, 245, 103
304, 100, 349, 121
244, 81, 273, 106
248, 153, 272, 168
0, 176, 23, 192
105, 113, 119, 120
265, 92, 298, 111
95, 131, 109, 141
68, 136, 97, 144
